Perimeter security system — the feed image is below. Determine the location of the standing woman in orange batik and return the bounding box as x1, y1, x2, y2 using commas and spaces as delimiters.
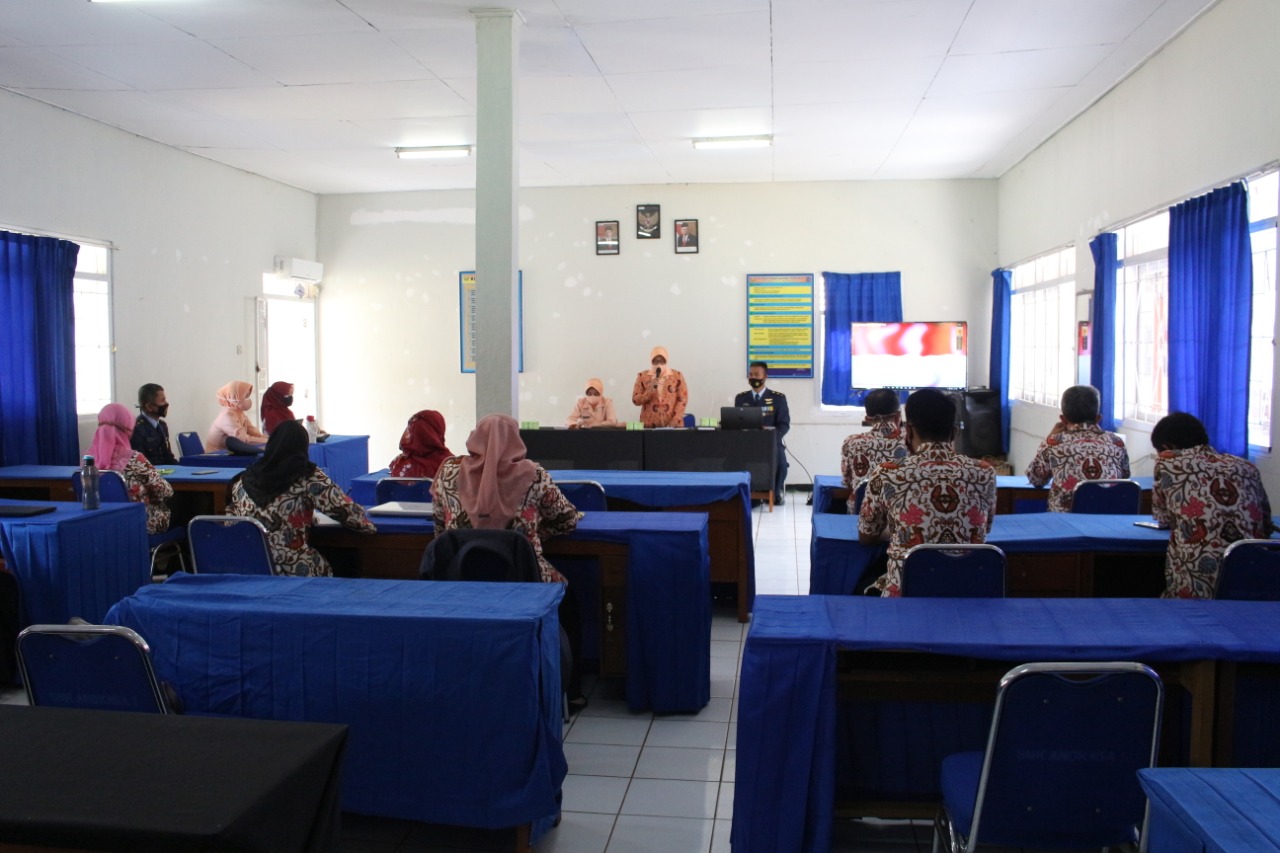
631, 346, 688, 427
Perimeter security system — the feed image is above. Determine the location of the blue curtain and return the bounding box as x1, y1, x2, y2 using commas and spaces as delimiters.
0, 231, 81, 466
1088, 233, 1119, 431
821, 272, 903, 406
989, 269, 1012, 454
1168, 182, 1252, 456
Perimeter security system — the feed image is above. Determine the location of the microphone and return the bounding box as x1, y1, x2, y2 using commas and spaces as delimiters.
655, 367, 662, 379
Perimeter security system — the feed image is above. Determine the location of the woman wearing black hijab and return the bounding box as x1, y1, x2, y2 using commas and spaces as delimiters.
227, 420, 375, 576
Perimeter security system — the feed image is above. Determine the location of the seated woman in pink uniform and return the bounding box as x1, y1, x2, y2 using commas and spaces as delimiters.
87, 403, 173, 534
565, 378, 620, 429
205, 380, 268, 454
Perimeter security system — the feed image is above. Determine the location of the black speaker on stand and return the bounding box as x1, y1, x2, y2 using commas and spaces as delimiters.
952, 388, 1004, 458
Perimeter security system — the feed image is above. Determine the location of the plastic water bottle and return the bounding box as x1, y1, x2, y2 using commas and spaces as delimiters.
305, 415, 318, 443
81, 455, 100, 510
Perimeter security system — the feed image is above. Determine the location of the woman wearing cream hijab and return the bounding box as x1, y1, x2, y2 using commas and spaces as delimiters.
205, 380, 268, 454
565, 378, 619, 428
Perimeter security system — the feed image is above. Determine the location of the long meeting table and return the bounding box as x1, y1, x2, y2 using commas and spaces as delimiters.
106, 574, 566, 846
732, 595, 1280, 853
809, 511, 1174, 597
311, 511, 712, 714
811, 473, 1155, 515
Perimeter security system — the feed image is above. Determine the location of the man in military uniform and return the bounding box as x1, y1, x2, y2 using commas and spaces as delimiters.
131, 382, 177, 465
734, 361, 790, 504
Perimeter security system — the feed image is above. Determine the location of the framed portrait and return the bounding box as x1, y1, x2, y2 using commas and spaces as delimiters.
595, 220, 619, 255
636, 204, 660, 239
673, 219, 698, 254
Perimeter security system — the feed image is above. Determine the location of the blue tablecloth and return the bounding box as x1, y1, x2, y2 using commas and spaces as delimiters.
0, 498, 150, 625
330, 511, 712, 713
180, 435, 369, 490
811, 474, 1157, 516
732, 595, 1280, 853
809, 512, 1173, 595
1139, 768, 1280, 853
105, 574, 567, 836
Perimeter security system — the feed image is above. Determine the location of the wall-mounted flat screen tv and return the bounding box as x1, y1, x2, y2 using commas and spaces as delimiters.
849, 321, 968, 390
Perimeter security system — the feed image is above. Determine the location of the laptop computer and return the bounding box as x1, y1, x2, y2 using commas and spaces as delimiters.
720, 406, 764, 430
366, 501, 434, 517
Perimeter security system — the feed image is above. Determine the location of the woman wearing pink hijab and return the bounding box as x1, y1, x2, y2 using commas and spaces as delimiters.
431, 413, 584, 704
87, 403, 173, 533
205, 380, 268, 454
565, 378, 619, 429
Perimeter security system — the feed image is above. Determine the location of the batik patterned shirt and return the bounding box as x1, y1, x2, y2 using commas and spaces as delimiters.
840, 420, 909, 514
431, 460, 579, 583
1152, 444, 1273, 599
227, 469, 375, 577
631, 369, 688, 428
1025, 423, 1131, 512
858, 441, 997, 597
120, 450, 173, 534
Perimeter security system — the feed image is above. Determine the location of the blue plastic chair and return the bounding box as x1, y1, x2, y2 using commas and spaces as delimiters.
901, 544, 1006, 598
1070, 479, 1141, 514
17, 623, 172, 714
177, 431, 205, 457
1215, 539, 1280, 600
555, 480, 608, 512
72, 469, 186, 575
932, 661, 1163, 853
683, 413, 696, 428
187, 515, 274, 575
374, 477, 433, 504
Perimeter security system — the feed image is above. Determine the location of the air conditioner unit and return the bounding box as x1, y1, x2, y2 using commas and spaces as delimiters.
274, 257, 324, 283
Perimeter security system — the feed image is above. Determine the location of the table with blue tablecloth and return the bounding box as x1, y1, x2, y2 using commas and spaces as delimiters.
0, 497, 150, 626
809, 512, 1173, 597
810, 473, 1156, 516
177, 434, 369, 490
1139, 768, 1280, 853
106, 574, 566, 841
312, 511, 711, 714
732, 595, 1280, 853
351, 468, 755, 623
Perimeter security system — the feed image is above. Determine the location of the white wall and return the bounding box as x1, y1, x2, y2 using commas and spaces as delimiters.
0, 89, 317, 450
998, 0, 1280, 489
317, 180, 997, 480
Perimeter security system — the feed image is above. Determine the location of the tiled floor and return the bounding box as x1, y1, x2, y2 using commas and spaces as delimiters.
337, 493, 931, 852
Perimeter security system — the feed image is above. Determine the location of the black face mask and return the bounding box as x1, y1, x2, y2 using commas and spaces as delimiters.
152, 404, 169, 418
748, 377, 765, 389
282, 396, 294, 406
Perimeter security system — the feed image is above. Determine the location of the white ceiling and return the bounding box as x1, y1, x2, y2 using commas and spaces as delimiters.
0, 0, 1219, 195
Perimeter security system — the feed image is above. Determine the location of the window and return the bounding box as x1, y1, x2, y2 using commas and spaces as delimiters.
1009, 247, 1075, 407
1112, 170, 1278, 444
72, 243, 112, 415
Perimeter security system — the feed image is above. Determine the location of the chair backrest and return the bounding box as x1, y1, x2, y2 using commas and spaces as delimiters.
375, 477, 433, 504
900, 544, 1006, 598
177, 431, 205, 456
1070, 479, 1141, 514
17, 623, 171, 714
555, 479, 608, 512
967, 662, 1163, 850
683, 413, 696, 428
421, 528, 542, 583
71, 469, 131, 503
1216, 539, 1280, 600
187, 515, 274, 575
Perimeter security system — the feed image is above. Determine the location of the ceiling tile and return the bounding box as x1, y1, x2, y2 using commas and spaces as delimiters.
607, 65, 771, 113
954, 0, 1162, 53
775, 56, 943, 105
46, 39, 279, 90
211, 32, 437, 87
773, 0, 970, 63
929, 45, 1114, 96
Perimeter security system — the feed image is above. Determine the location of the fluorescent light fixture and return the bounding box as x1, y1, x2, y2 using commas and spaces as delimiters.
691, 135, 772, 150
394, 145, 472, 160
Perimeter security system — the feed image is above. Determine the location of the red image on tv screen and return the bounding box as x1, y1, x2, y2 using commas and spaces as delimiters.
849, 321, 967, 389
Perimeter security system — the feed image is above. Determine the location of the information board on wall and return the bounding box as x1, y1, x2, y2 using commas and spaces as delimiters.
746, 273, 814, 378
459, 271, 524, 374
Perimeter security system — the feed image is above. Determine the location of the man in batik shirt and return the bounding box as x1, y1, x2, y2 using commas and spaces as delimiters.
858, 388, 997, 597
1151, 412, 1273, 599
840, 388, 909, 514
1025, 385, 1130, 512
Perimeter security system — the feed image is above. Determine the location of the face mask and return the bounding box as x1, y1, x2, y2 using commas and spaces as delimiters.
282, 395, 294, 406
749, 377, 765, 389
238, 399, 252, 412
153, 404, 169, 418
